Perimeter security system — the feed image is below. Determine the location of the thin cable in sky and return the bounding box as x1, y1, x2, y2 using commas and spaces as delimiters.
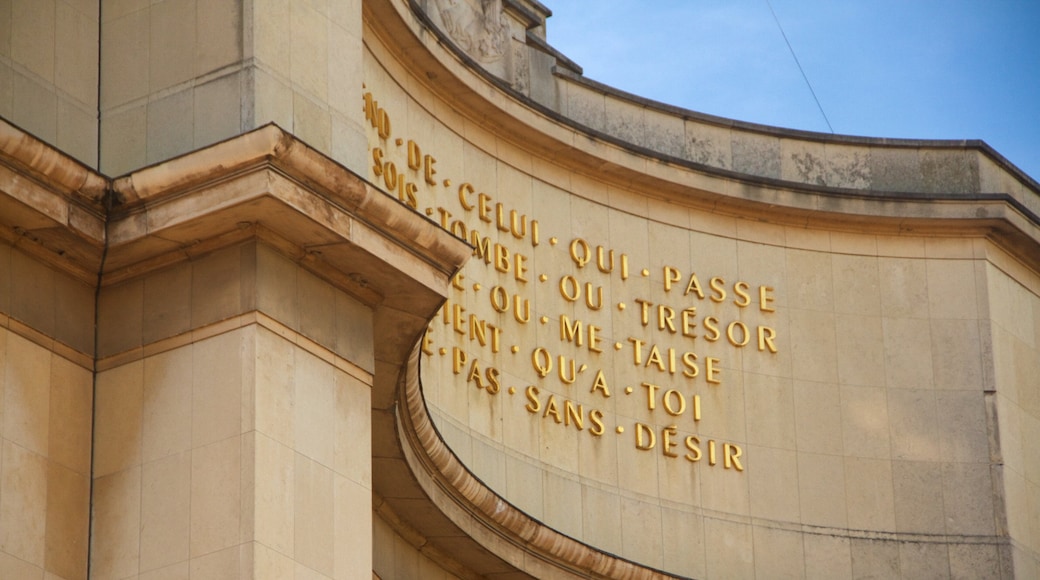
765, 0, 834, 133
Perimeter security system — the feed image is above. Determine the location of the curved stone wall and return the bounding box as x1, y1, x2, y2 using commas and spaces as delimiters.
362, 0, 1040, 577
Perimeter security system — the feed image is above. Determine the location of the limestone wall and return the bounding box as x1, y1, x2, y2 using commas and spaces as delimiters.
0, 0, 99, 167
364, 0, 1040, 576
0, 242, 93, 580
99, 0, 368, 177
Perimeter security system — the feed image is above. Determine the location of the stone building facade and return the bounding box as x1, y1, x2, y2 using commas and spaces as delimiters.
0, 0, 1038, 578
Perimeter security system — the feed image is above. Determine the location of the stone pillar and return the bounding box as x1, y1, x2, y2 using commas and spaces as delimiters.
0, 0, 100, 167
100, 0, 368, 176
82, 124, 468, 579
90, 243, 376, 578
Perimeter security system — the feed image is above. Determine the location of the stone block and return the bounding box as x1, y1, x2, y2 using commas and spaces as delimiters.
146, 88, 194, 164
101, 8, 149, 107
55, 1, 98, 107
142, 346, 192, 464
91, 467, 142, 578
93, 360, 143, 477
255, 431, 295, 558
752, 526, 805, 580
100, 102, 147, 175
841, 385, 891, 459
844, 457, 895, 530
194, 72, 243, 150
140, 451, 191, 572
0, 439, 47, 565
887, 389, 939, 461
4, 334, 51, 456
190, 436, 242, 557
748, 446, 800, 522
797, 451, 848, 528
294, 453, 335, 577
12, 71, 58, 151
192, 329, 245, 448
803, 534, 852, 580
148, 0, 195, 92
891, 460, 945, 533
731, 133, 780, 179
12, 0, 55, 82
196, 0, 242, 75
47, 355, 93, 475
580, 484, 621, 554
703, 518, 754, 579
836, 314, 885, 388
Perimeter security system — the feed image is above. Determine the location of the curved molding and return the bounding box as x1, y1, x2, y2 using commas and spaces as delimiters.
395, 345, 682, 579
364, 0, 1040, 268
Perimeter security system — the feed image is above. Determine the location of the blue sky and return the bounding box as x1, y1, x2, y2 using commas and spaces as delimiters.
544, 1, 1040, 182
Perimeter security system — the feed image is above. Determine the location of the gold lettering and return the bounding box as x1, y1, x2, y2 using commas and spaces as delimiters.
494, 244, 510, 273
662, 389, 686, 416
734, 281, 751, 307
561, 315, 584, 345
663, 266, 681, 291
646, 345, 667, 371
635, 423, 656, 450
559, 276, 580, 302
514, 253, 529, 282
424, 155, 437, 185
469, 314, 486, 345
466, 359, 486, 389
544, 395, 562, 423
726, 321, 750, 347
564, 400, 584, 429
585, 283, 603, 310
458, 182, 475, 210
658, 305, 676, 332
470, 230, 491, 263
452, 347, 467, 374
495, 203, 510, 233
452, 303, 466, 335
760, 285, 776, 312
478, 193, 492, 223
558, 356, 577, 384
508, 210, 527, 239
685, 273, 705, 298
421, 327, 433, 355
662, 425, 679, 457
641, 382, 660, 410
407, 140, 422, 170
371, 147, 384, 176
724, 443, 744, 471
758, 326, 778, 353
704, 316, 720, 342
589, 409, 605, 436
596, 247, 615, 273
628, 337, 645, 365
684, 435, 702, 462
709, 277, 727, 302
706, 357, 721, 385
524, 386, 541, 413
570, 238, 591, 268
636, 298, 652, 326
531, 348, 552, 377
588, 325, 603, 353
681, 352, 700, 378
682, 307, 697, 338
590, 370, 610, 397
490, 285, 509, 313
436, 207, 452, 228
